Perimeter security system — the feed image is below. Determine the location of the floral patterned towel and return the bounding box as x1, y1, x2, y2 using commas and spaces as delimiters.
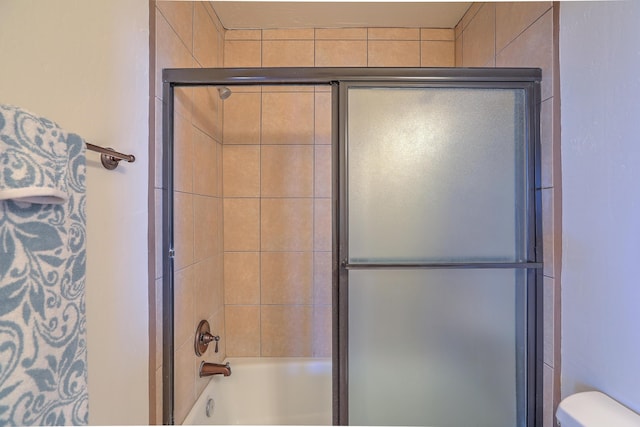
0, 105, 88, 425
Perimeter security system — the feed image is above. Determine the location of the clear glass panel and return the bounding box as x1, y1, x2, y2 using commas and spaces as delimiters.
347, 87, 527, 263
348, 269, 525, 427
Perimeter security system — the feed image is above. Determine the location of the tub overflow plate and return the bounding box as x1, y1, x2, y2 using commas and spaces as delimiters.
206, 397, 214, 418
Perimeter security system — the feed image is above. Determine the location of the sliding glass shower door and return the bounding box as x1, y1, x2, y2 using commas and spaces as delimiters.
162, 67, 541, 426
340, 85, 540, 426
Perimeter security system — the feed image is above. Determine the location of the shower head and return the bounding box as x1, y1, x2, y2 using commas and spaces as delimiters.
217, 86, 232, 100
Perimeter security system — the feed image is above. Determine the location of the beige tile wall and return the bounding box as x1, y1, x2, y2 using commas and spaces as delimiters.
222, 85, 332, 358
456, 3, 561, 426
151, 2, 225, 424
224, 27, 455, 68
220, 26, 455, 361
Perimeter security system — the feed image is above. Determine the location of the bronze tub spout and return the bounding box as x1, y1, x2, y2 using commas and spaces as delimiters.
199, 361, 232, 377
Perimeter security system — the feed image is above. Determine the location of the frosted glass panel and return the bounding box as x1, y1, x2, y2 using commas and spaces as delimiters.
347, 88, 526, 262
348, 269, 525, 427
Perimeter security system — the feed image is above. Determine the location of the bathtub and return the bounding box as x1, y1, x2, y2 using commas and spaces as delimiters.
183, 357, 332, 425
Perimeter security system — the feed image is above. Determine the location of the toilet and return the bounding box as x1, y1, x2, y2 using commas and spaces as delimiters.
556, 391, 640, 426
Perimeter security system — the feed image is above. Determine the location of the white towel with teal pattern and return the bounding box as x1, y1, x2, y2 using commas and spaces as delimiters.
0, 105, 88, 425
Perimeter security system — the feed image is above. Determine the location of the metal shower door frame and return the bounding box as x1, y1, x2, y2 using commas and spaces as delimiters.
161, 67, 542, 426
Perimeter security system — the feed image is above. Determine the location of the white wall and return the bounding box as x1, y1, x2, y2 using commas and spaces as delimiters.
0, 1, 149, 424
560, 0, 640, 414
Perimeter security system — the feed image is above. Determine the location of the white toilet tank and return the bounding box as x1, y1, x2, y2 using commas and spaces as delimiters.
556, 391, 640, 427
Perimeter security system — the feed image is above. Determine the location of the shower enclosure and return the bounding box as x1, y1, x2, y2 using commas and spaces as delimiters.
162, 68, 542, 426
